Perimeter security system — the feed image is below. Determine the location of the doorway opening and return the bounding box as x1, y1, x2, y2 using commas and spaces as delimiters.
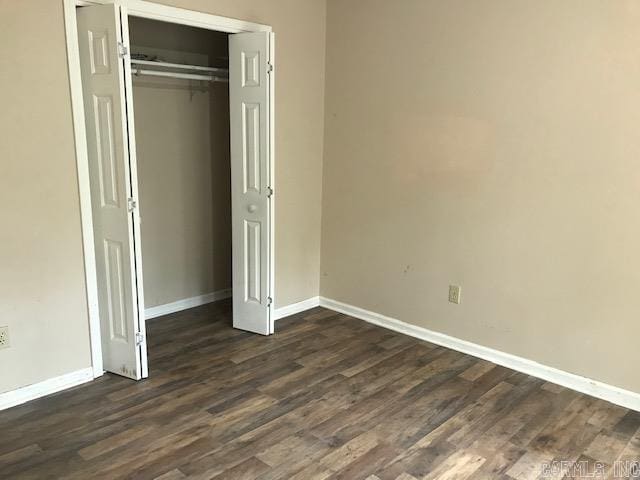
129, 17, 233, 371
129, 17, 233, 325
66, 1, 275, 381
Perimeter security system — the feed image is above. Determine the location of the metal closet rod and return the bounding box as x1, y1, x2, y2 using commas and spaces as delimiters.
132, 68, 229, 83
130, 59, 228, 75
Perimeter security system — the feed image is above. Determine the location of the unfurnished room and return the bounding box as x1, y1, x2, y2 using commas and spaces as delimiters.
1, 0, 639, 479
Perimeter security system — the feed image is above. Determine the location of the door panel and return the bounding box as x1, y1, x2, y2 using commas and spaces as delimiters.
104, 238, 128, 341
77, 4, 143, 379
229, 32, 272, 335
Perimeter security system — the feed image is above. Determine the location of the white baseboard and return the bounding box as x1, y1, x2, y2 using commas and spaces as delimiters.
273, 296, 320, 320
0, 367, 94, 411
145, 289, 232, 320
146, 293, 320, 322
319, 297, 640, 412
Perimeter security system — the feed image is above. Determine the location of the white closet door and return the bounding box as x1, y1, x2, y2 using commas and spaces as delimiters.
77, 4, 145, 379
229, 32, 273, 335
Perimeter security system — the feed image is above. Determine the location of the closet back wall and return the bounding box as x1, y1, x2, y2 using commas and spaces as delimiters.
130, 18, 231, 309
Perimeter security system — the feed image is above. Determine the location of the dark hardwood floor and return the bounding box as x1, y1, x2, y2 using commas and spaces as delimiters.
1, 300, 639, 479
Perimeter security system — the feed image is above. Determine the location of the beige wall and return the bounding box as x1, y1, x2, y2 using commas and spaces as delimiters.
130, 18, 231, 308
0, 0, 92, 393
321, 0, 640, 393
0, 0, 326, 394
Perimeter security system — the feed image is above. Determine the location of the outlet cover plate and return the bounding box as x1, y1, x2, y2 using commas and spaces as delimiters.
0, 326, 9, 349
449, 285, 461, 304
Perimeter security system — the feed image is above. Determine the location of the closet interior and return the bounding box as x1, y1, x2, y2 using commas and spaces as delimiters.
128, 17, 232, 320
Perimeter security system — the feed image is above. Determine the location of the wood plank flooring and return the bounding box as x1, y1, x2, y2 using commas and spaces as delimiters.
1, 300, 639, 479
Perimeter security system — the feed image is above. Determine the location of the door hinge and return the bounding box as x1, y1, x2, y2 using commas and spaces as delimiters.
118, 42, 129, 58
135, 332, 145, 346
266, 186, 274, 198
267, 296, 273, 307
127, 197, 137, 212
267, 62, 274, 74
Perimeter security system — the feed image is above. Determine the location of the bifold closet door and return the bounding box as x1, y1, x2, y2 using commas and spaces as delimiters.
77, 4, 147, 379
229, 32, 273, 335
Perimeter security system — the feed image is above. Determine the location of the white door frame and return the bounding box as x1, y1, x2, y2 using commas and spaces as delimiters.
63, 0, 275, 379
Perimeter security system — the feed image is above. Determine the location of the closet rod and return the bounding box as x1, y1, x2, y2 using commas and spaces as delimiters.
131, 59, 228, 75
133, 68, 229, 83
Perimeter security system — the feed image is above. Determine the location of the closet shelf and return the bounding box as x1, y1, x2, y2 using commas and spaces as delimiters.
130, 59, 229, 83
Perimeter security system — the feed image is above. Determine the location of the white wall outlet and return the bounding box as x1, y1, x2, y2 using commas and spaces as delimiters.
0, 326, 9, 349
448, 285, 461, 304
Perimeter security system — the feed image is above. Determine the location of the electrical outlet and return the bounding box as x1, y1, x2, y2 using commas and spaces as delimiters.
0, 326, 9, 349
448, 285, 461, 304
